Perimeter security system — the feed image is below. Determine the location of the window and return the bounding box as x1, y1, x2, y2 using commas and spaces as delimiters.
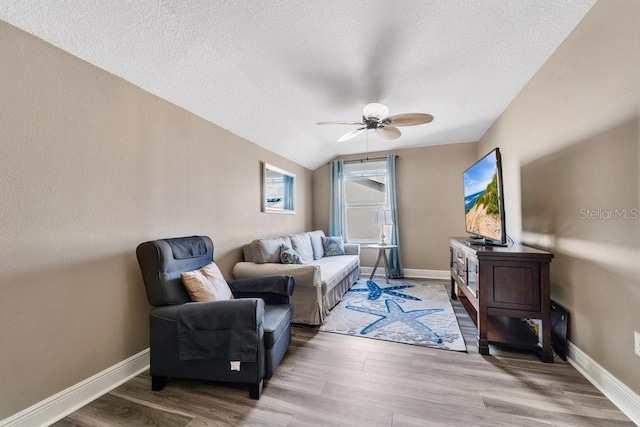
344, 160, 388, 242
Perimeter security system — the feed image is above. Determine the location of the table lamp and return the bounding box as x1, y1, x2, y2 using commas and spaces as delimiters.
372, 210, 394, 245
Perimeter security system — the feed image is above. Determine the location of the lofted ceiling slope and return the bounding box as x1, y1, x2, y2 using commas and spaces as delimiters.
0, 1, 595, 169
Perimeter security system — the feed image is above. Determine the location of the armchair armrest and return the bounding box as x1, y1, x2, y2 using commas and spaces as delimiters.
229, 275, 294, 304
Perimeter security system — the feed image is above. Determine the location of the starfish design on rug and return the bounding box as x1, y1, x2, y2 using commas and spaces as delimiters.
348, 279, 421, 301
346, 299, 444, 343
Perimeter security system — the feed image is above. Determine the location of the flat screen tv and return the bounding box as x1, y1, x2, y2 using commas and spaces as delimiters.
463, 148, 507, 246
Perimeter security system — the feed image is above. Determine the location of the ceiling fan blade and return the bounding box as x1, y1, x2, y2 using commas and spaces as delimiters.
317, 120, 363, 125
337, 128, 366, 142
377, 125, 401, 140
362, 102, 390, 120
386, 113, 434, 126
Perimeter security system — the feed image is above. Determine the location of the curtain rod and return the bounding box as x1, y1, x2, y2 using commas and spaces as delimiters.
328, 155, 399, 165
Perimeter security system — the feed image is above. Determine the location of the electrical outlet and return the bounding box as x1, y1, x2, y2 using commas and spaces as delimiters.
635, 331, 640, 357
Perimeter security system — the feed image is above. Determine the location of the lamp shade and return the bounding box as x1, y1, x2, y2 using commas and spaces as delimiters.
372, 210, 394, 226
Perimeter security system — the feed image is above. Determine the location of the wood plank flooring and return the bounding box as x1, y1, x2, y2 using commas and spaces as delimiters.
54, 281, 633, 426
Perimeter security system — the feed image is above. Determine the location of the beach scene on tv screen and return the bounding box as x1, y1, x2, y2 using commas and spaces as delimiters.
464, 151, 502, 241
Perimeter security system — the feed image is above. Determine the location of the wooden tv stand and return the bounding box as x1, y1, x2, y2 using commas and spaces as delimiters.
449, 237, 554, 362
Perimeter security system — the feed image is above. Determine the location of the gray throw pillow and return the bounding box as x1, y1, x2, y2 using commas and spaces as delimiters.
321, 236, 346, 256
280, 244, 303, 264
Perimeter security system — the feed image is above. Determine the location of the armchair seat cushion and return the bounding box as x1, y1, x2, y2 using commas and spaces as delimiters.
263, 305, 292, 349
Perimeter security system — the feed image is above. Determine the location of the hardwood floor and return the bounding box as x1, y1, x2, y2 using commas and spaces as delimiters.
54, 281, 633, 426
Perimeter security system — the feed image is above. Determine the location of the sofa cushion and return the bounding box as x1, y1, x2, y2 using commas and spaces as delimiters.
314, 255, 361, 295
322, 236, 346, 256
307, 230, 326, 260
289, 233, 314, 264
248, 239, 263, 263
258, 236, 292, 263
242, 243, 254, 263
180, 262, 234, 302
280, 244, 303, 264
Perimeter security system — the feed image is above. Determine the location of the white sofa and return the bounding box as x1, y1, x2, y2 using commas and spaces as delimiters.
233, 230, 360, 325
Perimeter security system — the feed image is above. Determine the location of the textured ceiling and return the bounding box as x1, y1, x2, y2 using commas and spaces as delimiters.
0, 1, 595, 169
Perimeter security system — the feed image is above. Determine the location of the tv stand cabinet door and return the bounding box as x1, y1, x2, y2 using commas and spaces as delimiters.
483, 260, 541, 314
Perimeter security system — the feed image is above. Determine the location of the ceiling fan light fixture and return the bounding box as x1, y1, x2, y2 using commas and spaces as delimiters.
362, 102, 389, 120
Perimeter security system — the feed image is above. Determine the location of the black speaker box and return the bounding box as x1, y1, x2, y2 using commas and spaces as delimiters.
550, 300, 569, 361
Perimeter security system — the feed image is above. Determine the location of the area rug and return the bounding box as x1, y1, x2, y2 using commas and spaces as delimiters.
320, 279, 466, 351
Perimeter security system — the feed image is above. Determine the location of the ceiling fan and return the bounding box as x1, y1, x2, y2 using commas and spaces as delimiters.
317, 103, 434, 143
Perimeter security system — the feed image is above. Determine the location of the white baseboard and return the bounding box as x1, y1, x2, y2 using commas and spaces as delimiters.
0, 349, 150, 427
403, 269, 450, 280
360, 267, 449, 280
567, 341, 640, 425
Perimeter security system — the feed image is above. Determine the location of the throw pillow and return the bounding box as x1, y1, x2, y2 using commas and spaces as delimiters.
321, 235, 346, 256
181, 262, 234, 302
280, 244, 303, 264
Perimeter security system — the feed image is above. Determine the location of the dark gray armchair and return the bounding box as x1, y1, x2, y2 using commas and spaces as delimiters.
136, 235, 294, 399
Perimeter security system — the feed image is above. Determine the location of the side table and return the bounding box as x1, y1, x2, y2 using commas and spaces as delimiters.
366, 244, 398, 283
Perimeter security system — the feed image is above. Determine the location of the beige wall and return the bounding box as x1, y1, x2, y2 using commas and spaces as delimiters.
0, 21, 312, 419
313, 143, 478, 270
478, 0, 640, 394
